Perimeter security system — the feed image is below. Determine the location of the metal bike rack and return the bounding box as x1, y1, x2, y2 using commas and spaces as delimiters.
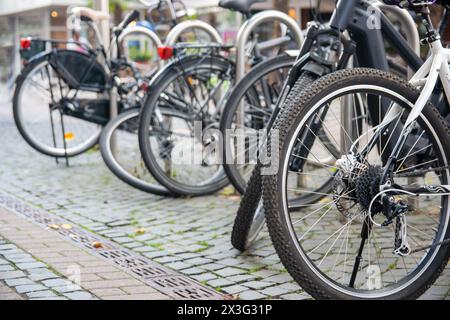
376, 2, 421, 77
110, 26, 163, 59
235, 10, 304, 82
164, 20, 223, 46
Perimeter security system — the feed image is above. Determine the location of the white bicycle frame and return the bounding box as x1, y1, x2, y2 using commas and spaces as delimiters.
351, 34, 450, 165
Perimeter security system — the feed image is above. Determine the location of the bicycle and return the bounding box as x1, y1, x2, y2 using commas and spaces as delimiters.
15, 1, 223, 195
136, 0, 302, 197
13, 9, 142, 162
263, 0, 450, 299
98, 4, 224, 195
229, 0, 450, 251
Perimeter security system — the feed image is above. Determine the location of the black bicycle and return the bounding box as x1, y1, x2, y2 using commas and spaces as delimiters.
13, 10, 142, 161
137, 0, 298, 197
229, 0, 450, 251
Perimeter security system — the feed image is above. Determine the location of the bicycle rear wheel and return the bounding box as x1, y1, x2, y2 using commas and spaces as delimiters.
13, 58, 102, 157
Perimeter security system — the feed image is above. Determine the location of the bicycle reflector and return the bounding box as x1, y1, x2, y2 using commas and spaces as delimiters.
20, 38, 32, 50
158, 46, 174, 60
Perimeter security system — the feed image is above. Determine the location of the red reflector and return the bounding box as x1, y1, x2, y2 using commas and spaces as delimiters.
20, 38, 32, 50
157, 46, 174, 60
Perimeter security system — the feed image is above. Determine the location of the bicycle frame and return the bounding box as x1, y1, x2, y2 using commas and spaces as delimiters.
357, 33, 450, 196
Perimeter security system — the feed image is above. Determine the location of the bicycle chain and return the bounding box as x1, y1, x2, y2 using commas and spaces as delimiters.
395, 165, 450, 177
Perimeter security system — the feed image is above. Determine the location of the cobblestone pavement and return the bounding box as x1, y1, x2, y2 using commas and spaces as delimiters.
0, 101, 448, 300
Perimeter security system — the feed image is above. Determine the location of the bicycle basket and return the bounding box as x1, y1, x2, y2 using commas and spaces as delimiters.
49, 50, 108, 93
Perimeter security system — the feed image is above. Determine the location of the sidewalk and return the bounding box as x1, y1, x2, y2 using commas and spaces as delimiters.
0, 206, 173, 300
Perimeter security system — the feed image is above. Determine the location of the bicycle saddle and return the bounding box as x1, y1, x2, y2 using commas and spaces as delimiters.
71, 7, 110, 22
219, 0, 265, 14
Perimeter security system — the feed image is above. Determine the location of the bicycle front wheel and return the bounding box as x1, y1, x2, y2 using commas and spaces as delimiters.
100, 108, 174, 196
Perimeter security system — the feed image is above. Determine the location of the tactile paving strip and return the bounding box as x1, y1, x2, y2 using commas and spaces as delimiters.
0, 191, 229, 300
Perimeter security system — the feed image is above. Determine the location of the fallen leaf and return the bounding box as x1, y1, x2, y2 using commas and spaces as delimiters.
61, 224, 73, 230
135, 228, 146, 235
92, 241, 103, 249
228, 195, 241, 202
220, 187, 235, 197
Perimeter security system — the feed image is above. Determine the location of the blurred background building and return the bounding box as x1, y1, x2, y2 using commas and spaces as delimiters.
0, 0, 335, 91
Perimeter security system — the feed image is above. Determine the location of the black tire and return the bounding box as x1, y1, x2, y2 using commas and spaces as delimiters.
100, 108, 174, 196
231, 72, 318, 252
138, 55, 234, 197
263, 68, 450, 299
13, 57, 101, 158
221, 54, 297, 194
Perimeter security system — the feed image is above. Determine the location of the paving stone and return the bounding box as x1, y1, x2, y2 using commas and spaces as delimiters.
222, 285, 248, 295
53, 284, 82, 293
26, 290, 58, 299
90, 288, 126, 297
191, 273, 217, 283
3, 254, 35, 264
166, 262, 191, 271
264, 274, 293, 283
16, 262, 47, 270
42, 278, 71, 288
5, 278, 34, 287
243, 281, 273, 290
239, 290, 267, 300
183, 257, 212, 266
200, 263, 226, 271
207, 278, 235, 288
154, 256, 183, 264
215, 267, 246, 277
0, 265, 14, 272
227, 274, 257, 283
28, 270, 59, 282
64, 291, 94, 300
15, 284, 47, 294
182, 267, 204, 275
279, 282, 301, 291
280, 293, 312, 300
0, 271, 26, 280
0, 244, 16, 250
31, 297, 69, 300
260, 286, 292, 297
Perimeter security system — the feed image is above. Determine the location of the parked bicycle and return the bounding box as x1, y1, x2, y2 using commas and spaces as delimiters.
14, 2, 222, 195
262, 0, 450, 299
229, 0, 450, 251
135, 0, 303, 197
14, 9, 142, 162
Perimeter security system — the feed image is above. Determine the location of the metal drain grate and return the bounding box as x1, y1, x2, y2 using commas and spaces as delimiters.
0, 191, 229, 300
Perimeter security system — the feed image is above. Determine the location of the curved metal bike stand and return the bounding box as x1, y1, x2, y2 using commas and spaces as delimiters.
164, 20, 223, 46
108, 27, 164, 153
235, 10, 304, 82
376, 3, 421, 78
110, 26, 163, 60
